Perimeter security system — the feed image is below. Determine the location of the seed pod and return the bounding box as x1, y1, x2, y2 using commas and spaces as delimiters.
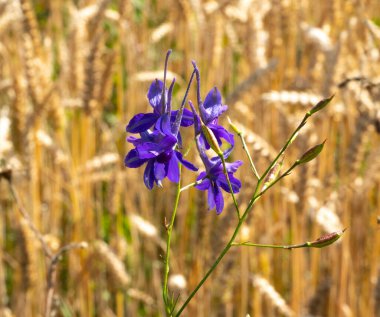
308, 95, 334, 116
308, 228, 346, 248
261, 156, 284, 192
297, 140, 326, 165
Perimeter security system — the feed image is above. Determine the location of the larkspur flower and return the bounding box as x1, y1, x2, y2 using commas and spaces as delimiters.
125, 115, 197, 189
189, 101, 242, 214
124, 50, 198, 189
194, 136, 242, 214
191, 61, 234, 150
126, 50, 194, 136
126, 78, 194, 134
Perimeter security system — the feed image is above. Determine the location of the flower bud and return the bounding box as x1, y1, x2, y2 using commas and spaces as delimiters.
297, 140, 326, 165
308, 95, 334, 116
201, 124, 223, 156
308, 228, 346, 248
227, 116, 242, 135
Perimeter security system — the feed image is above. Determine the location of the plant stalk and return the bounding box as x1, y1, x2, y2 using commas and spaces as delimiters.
163, 166, 182, 315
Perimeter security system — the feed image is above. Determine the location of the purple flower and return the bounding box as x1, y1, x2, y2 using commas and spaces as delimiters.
200, 87, 228, 125
125, 50, 198, 189
126, 79, 194, 134
125, 114, 197, 189
194, 137, 242, 214
188, 80, 242, 214
191, 62, 234, 149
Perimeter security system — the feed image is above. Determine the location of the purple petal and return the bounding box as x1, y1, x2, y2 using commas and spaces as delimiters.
200, 87, 228, 124
144, 160, 155, 189
124, 149, 147, 168
195, 177, 210, 190
222, 145, 234, 159
126, 113, 159, 133
147, 80, 164, 109
217, 174, 242, 193
127, 135, 139, 144
213, 183, 224, 214
136, 134, 177, 159
204, 87, 222, 109
167, 154, 180, 183
181, 108, 195, 126
171, 109, 194, 127
225, 160, 243, 173
175, 151, 198, 171
155, 113, 173, 135
136, 142, 161, 159
209, 124, 234, 146
229, 176, 242, 192
154, 161, 166, 181
209, 146, 234, 165
199, 133, 210, 150
208, 160, 223, 176
196, 171, 207, 180
207, 184, 216, 210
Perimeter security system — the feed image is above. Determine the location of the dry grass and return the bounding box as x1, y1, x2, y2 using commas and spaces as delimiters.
0, 0, 380, 316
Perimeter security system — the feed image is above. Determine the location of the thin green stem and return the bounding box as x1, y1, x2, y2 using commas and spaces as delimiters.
258, 115, 308, 186
175, 180, 264, 316
175, 216, 244, 316
232, 242, 287, 248
175, 113, 312, 316
238, 132, 260, 180
232, 241, 308, 249
180, 179, 203, 192
163, 166, 182, 316
220, 155, 241, 219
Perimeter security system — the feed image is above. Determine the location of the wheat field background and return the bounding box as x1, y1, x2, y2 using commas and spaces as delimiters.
0, 0, 380, 316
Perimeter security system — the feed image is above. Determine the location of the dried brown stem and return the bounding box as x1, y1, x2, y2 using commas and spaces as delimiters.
44, 242, 88, 317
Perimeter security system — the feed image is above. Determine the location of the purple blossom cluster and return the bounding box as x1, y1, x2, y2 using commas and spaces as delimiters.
125, 50, 242, 214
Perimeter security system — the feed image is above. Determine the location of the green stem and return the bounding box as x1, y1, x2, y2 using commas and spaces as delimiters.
176, 182, 263, 317
175, 216, 244, 316
220, 155, 241, 219
163, 167, 182, 315
180, 179, 203, 192
238, 132, 260, 180
256, 162, 298, 198
175, 114, 311, 316
231, 241, 308, 249
258, 115, 308, 186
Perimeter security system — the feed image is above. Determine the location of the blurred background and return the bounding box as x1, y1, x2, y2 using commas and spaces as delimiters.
0, 0, 380, 316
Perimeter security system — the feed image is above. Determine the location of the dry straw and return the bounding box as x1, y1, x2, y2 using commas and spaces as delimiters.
0, 0, 379, 316
92, 240, 130, 289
